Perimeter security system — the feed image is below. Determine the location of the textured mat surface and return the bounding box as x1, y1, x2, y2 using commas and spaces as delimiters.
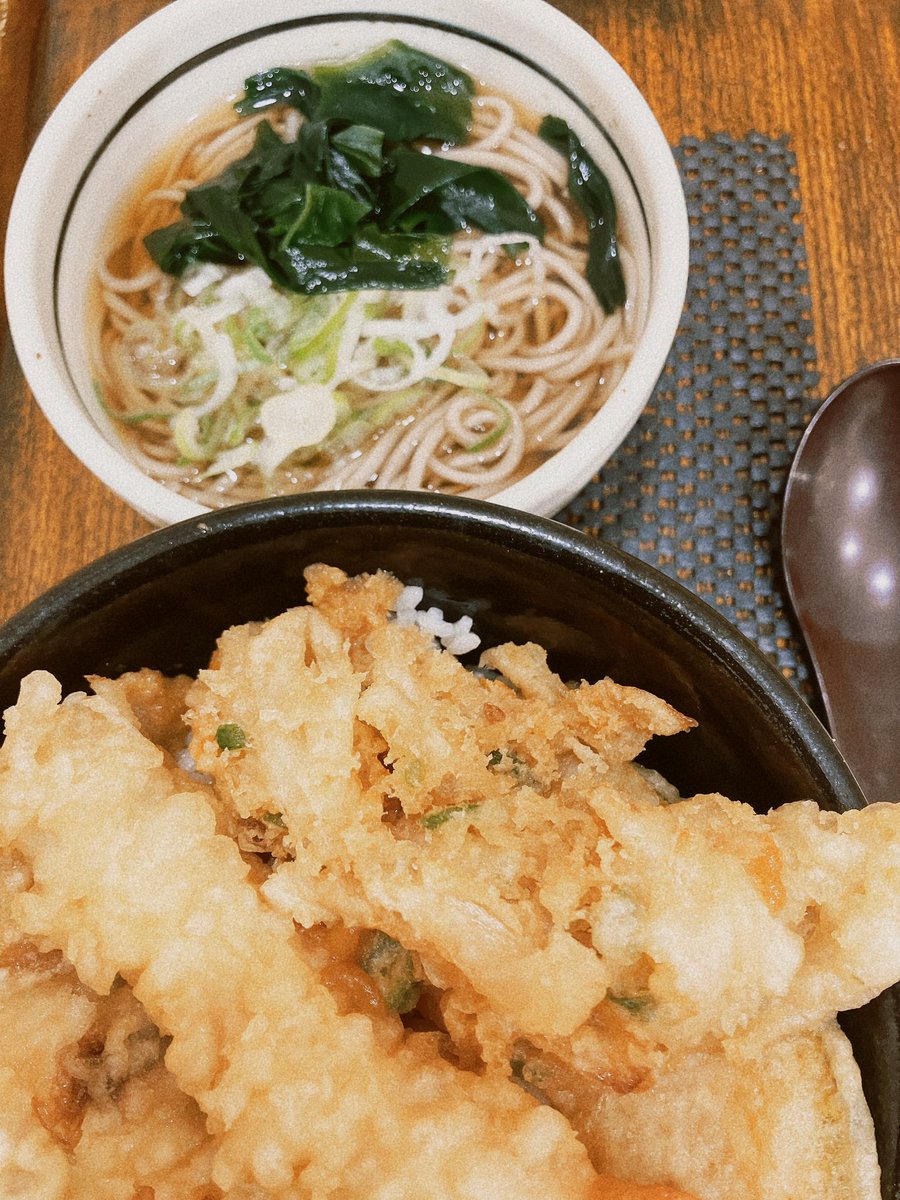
559, 132, 821, 701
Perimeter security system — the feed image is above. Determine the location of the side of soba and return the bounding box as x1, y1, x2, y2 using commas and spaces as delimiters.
90, 45, 643, 506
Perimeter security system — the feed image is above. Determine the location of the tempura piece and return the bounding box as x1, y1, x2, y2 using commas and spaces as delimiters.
185, 567, 900, 1079
185, 575, 690, 1076
88, 668, 194, 758
0, 1066, 70, 1199
0, 911, 215, 1198
0, 854, 93, 1197
0, 671, 690, 1200
576, 1022, 880, 1200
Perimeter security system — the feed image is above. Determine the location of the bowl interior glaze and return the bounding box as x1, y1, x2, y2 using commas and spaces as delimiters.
0, 492, 894, 1196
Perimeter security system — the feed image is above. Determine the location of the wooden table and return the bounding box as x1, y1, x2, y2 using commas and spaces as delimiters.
0, 0, 897, 625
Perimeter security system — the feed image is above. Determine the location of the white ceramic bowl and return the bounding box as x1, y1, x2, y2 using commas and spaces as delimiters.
4, 0, 688, 526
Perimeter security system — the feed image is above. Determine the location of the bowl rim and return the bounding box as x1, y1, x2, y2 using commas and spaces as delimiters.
4, 0, 689, 525
0, 489, 865, 816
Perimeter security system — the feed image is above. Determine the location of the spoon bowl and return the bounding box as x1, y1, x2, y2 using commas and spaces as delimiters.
781, 359, 900, 805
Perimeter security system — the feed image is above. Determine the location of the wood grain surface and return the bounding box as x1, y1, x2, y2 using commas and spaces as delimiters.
0, 0, 897, 625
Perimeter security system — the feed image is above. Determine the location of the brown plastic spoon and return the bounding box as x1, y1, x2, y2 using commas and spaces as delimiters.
781, 359, 900, 804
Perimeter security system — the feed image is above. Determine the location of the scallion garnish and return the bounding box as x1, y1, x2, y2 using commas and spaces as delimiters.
215, 722, 248, 750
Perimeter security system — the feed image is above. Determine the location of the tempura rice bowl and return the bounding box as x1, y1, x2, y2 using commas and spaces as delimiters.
0, 491, 895, 1197
4, 0, 688, 524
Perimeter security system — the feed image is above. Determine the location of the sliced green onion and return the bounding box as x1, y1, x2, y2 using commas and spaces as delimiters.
465, 396, 511, 454
225, 313, 273, 364
428, 355, 490, 390
422, 802, 481, 830
606, 991, 654, 1017
451, 313, 485, 357
215, 722, 248, 750
94, 381, 175, 426
372, 336, 414, 362
288, 293, 355, 382
172, 409, 206, 461
358, 930, 422, 1013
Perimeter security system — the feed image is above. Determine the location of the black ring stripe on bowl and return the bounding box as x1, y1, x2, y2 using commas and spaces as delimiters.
52, 10, 650, 363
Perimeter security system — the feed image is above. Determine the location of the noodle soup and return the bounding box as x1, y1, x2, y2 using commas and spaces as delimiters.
90, 44, 644, 508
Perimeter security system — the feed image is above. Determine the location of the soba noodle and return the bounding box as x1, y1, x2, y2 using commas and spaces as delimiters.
90, 88, 643, 506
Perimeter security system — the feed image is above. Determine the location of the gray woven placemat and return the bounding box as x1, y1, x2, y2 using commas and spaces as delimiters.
559, 132, 820, 701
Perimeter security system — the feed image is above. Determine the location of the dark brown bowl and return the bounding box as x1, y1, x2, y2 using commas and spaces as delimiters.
0, 491, 894, 1196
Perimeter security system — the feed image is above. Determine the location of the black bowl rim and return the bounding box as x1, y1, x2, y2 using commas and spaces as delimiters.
0, 490, 865, 814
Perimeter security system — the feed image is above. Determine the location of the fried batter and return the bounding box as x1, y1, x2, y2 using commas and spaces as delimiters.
0, 563, 895, 1199
186, 567, 900, 1074
0, 672, 666, 1200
